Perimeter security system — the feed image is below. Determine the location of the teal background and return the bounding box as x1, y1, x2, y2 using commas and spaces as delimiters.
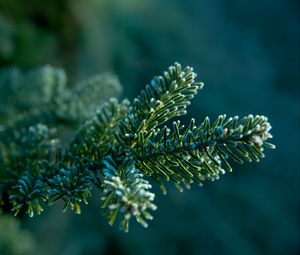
0, 0, 299, 254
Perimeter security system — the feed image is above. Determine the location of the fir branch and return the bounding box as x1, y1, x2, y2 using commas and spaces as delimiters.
54, 73, 123, 123
0, 66, 66, 122
47, 166, 93, 214
9, 171, 45, 217
101, 157, 157, 232
0, 68, 122, 140
132, 115, 274, 192
117, 62, 204, 146
0, 123, 60, 183
0, 62, 275, 232
69, 98, 130, 162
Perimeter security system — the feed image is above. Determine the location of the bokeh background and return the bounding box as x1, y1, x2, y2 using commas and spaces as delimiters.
0, 0, 299, 255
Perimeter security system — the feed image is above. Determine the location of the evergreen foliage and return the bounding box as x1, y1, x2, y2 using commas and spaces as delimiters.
0, 63, 275, 232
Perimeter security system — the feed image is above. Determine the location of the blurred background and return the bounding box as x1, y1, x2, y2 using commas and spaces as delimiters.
0, 0, 299, 254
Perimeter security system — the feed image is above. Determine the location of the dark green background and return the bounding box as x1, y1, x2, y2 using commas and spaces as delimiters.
0, 0, 299, 254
